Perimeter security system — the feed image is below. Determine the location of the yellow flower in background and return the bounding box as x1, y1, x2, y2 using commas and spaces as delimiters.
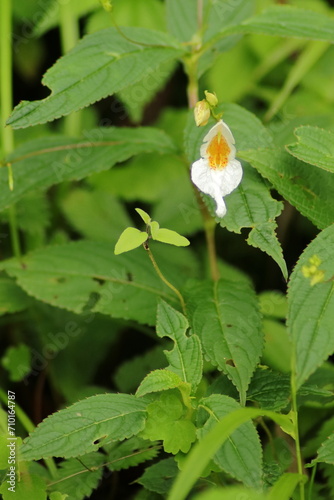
191, 119, 243, 218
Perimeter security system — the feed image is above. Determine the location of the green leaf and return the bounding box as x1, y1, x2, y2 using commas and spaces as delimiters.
240, 148, 334, 229
247, 369, 290, 411
141, 391, 196, 454
168, 407, 294, 500
7, 28, 183, 128
48, 452, 105, 500
0, 241, 189, 326
2, 344, 31, 382
0, 277, 31, 315
192, 486, 266, 500
0, 473, 46, 500
61, 189, 132, 243
156, 300, 202, 391
136, 369, 187, 397
267, 473, 306, 500
184, 279, 263, 403
220, 6, 334, 43
287, 224, 334, 388
198, 395, 262, 488
106, 436, 159, 471
137, 457, 178, 495
114, 227, 147, 255
135, 208, 151, 224
313, 433, 334, 466
1, 127, 175, 212
151, 226, 190, 247
247, 222, 288, 281
261, 319, 292, 374
21, 394, 147, 460
286, 126, 334, 173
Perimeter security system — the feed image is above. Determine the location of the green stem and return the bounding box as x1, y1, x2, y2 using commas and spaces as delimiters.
0, 0, 21, 258
0, 388, 57, 478
59, 0, 82, 136
144, 243, 187, 316
290, 350, 305, 500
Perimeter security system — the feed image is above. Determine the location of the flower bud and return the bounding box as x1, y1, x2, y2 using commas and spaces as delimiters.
204, 90, 218, 107
194, 100, 211, 127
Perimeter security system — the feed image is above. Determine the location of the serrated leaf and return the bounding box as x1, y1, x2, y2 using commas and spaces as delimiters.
48, 452, 105, 500
247, 221, 288, 281
198, 395, 262, 488
156, 300, 202, 391
287, 224, 334, 388
312, 433, 334, 466
247, 369, 290, 411
7, 28, 183, 128
136, 208, 151, 224
21, 394, 147, 460
0, 277, 32, 315
241, 148, 334, 229
137, 457, 178, 495
141, 392, 196, 454
1, 128, 175, 212
0, 241, 188, 326
184, 279, 263, 403
106, 436, 159, 472
286, 126, 334, 173
136, 369, 186, 397
114, 228, 147, 255
219, 6, 334, 43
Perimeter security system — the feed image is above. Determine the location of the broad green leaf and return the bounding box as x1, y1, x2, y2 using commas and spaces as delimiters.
193, 486, 266, 500
7, 28, 183, 128
312, 433, 334, 466
168, 407, 294, 500
151, 224, 190, 247
287, 224, 334, 388
198, 395, 262, 488
247, 369, 290, 411
240, 148, 334, 229
219, 6, 334, 43
135, 208, 151, 224
0, 473, 46, 500
156, 300, 202, 391
267, 473, 306, 500
61, 189, 132, 243
21, 394, 147, 460
114, 227, 147, 255
1, 127, 175, 212
136, 369, 186, 397
0, 241, 198, 325
184, 279, 263, 403
141, 392, 196, 454
0, 277, 32, 315
286, 126, 334, 173
137, 457, 178, 495
165, 0, 197, 43
48, 452, 105, 500
106, 437, 159, 472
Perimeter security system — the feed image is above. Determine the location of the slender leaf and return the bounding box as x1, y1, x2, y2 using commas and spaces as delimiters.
198, 395, 262, 488
184, 279, 263, 403
286, 126, 334, 173
192, 487, 266, 500
1, 127, 175, 212
241, 148, 334, 229
267, 473, 306, 500
21, 394, 147, 460
7, 28, 183, 128
156, 300, 203, 391
287, 224, 334, 388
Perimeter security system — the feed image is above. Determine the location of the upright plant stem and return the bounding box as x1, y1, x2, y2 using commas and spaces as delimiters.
0, 0, 21, 258
290, 351, 305, 500
144, 243, 187, 317
59, 0, 82, 136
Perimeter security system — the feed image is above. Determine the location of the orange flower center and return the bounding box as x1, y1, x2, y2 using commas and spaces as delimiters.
206, 131, 230, 170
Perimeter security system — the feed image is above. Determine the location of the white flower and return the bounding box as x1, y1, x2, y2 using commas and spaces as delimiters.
191, 119, 243, 218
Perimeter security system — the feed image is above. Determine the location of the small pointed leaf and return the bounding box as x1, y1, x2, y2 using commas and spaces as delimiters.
136, 208, 151, 224
114, 227, 147, 255
152, 227, 190, 247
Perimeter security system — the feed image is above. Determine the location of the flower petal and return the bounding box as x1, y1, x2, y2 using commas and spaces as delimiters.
210, 158, 243, 196
200, 120, 236, 163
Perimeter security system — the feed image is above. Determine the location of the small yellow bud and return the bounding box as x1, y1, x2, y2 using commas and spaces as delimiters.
194, 100, 211, 127
302, 254, 325, 286
204, 90, 218, 107
99, 0, 113, 12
